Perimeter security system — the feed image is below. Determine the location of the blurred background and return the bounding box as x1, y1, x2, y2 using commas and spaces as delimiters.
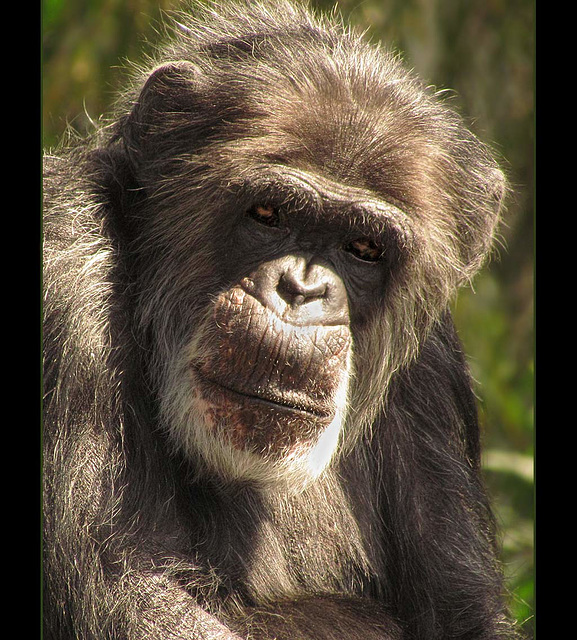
42, 0, 534, 635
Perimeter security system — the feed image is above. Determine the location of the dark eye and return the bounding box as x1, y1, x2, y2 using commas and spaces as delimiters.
343, 238, 383, 263
247, 204, 280, 227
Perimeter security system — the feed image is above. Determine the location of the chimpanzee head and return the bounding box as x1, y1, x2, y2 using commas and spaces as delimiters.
119, 2, 504, 490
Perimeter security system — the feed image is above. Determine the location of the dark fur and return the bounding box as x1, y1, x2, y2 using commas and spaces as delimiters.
43, 2, 516, 638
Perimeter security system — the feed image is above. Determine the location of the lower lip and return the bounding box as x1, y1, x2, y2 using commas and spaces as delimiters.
193, 368, 332, 420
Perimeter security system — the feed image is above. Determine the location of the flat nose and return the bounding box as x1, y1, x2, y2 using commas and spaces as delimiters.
241, 255, 349, 326
277, 263, 328, 307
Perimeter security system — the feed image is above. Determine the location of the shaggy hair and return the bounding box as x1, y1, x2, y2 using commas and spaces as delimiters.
43, 2, 516, 638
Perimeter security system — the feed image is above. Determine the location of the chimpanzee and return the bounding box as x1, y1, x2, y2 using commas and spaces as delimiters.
43, 1, 517, 638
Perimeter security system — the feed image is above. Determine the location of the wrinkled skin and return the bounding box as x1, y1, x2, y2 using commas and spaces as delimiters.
196, 281, 351, 454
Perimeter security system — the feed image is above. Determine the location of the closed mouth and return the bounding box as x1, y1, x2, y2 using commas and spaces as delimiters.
194, 367, 332, 419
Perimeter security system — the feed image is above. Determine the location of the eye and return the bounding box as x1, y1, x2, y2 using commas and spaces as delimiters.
247, 204, 280, 227
343, 238, 383, 263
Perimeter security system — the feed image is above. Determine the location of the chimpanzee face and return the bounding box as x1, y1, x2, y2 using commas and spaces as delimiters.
124, 33, 503, 490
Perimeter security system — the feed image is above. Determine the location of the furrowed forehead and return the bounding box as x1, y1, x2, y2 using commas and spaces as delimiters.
215, 90, 433, 214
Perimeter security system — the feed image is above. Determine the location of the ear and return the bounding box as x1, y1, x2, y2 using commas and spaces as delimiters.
456, 159, 508, 283
484, 166, 507, 224
490, 167, 507, 211
122, 61, 205, 169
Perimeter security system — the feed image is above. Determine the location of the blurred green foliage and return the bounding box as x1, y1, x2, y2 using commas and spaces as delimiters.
42, 0, 534, 636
